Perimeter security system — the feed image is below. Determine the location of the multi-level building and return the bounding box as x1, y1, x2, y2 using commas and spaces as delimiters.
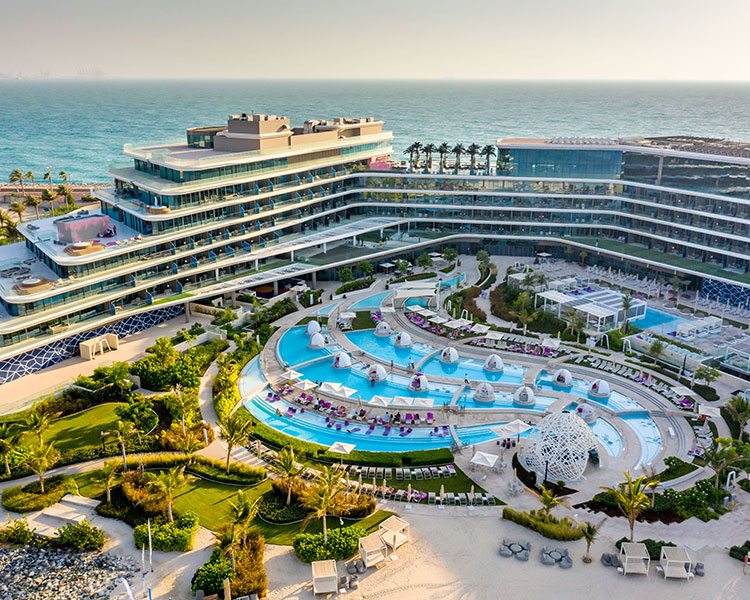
1, 115, 749, 384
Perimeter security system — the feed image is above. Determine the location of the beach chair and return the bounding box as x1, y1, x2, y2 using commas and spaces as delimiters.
439, 466, 450, 478
447, 465, 457, 477
368, 467, 376, 478
376, 468, 384, 479
403, 469, 412, 481
428, 492, 436, 504
413, 468, 423, 480
473, 493, 483, 505
457, 493, 468, 505
394, 489, 405, 502
421, 467, 431, 479
404, 413, 413, 424
384, 468, 393, 480
383, 426, 391, 436
395, 468, 403, 480
426, 412, 435, 424
430, 466, 440, 478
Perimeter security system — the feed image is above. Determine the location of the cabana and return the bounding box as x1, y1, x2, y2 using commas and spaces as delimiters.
535, 290, 576, 317
79, 333, 119, 360
430, 315, 449, 325
378, 515, 409, 551
704, 315, 722, 332
391, 282, 438, 309
574, 302, 617, 331
379, 262, 395, 273
677, 322, 699, 340
619, 542, 650, 576
359, 532, 387, 568
311, 559, 338, 594
470, 323, 490, 334
659, 546, 692, 580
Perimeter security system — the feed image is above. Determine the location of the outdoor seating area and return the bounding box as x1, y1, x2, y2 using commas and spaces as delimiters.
499, 539, 531, 561
468, 332, 565, 358
619, 542, 650, 576
405, 308, 477, 339
540, 546, 573, 569
658, 546, 694, 580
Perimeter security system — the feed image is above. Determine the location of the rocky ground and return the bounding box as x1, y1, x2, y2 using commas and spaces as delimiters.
0, 546, 138, 600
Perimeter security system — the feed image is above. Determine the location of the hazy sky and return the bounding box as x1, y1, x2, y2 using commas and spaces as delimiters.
3, 0, 750, 80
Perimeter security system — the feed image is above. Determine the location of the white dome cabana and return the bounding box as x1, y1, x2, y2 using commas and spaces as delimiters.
306, 320, 321, 335
409, 373, 429, 392
367, 364, 388, 382
440, 346, 459, 363
308, 332, 326, 349
484, 354, 504, 372
552, 368, 573, 387
332, 352, 352, 369
575, 403, 597, 424
374, 321, 392, 337
520, 411, 597, 482
394, 331, 412, 347
474, 382, 496, 403
513, 385, 535, 406
589, 378, 610, 399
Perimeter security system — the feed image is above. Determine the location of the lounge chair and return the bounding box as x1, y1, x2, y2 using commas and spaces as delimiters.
413, 469, 423, 480
426, 412, 435, 424
439, 466, 450, 477
383, 426, 391, 436
395, 467, 404, 480
428, 492, 436, 504
430, 467, 440, 478
483, 494, 496, 505
403, 469, 412, 480
422, 468, 431, 479
376, 468, 384, 479
368, 467, 376, 478
447, 465, 457, 477
473, 493, 483, 505
445, 492, 455, 505
384, 468, 393, 480
394, 489, 405, 502
457, 493, 468, 505
559, 556, 573, 569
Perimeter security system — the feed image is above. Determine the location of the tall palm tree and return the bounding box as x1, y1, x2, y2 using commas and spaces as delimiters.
620, 294, 634, 333
600, 471, 655, 542
107, 420, 141, 471
300, 466, 347, 543
700, 437, 748, 488
0, 211, 18, 240
466, 143, 481, 171
178, 431, 202, 466
41, 188, 56, 215
215, 522, 242, 570
152, 337, 177, 366
228, 490, 261, 544
403, 142, 422, 170
25, 171, 34, 188
725, 395, 750, 441
102, 361, 131, 396
58, 170, 68, 185
271, 447, 305, 506
43, 169, 53, 189
451, 144, 465, 172
21, 404, 59, 446
481, 145, 496, 174
25, 441, 60, 494
56, 183, 73, 209
8, 169, 26, 196
0, 423, 21, 476
218, 413, 253, 473
534, 272, 548, 291
437, 142, 450, 172
8, 201, 25, 223
91, 462, 120, 503
146, 466, 186, 522
569, 516, 607, 563
527, 485, 569, 522
422, 143, 436, 170
25, 195, 42, 219
169, 384, 189, 435
510, 292, 538, 337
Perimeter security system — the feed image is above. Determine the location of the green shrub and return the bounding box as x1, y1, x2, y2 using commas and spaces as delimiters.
0, 517, 35, 545
659, 456, 697, 482
502, 507, 584, 541
615, 537, 675, 561
95, 485, 154, 528
134, 512, 200, 551
293, 525, 366, 563
252, 297, 298, 326
114, 454, 266, 485
55, 519, 105, 551
299, 289, 323, 308
231, 532, 266, 598
1, 475, 76, 513
730, 540, 750, 561
390, 272, 436, 284
335, 278, 375, 295
259, 493, 309, 523
191, 548, 233, 594
115, 395, 158, 432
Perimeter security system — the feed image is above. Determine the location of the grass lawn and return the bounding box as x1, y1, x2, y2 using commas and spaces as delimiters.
24, 403, 126, 452
351, 311, 375, 330
296, 316, 329, 326
383, 466, 488, 495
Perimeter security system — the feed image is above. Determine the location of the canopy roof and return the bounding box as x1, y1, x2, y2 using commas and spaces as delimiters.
470, 451, 499, 467
411, 397, 434, 408
621, 542, 649, 559
672, 386, 699, 397
661, 546, 690, 563
491, 420, 533, 438
359, 531, 387, 553
339, 311, 356, 320
485, 331, 504, 340
328, 441, 355, 454
471, 324, 490, 334
576, 302, 616, 319
430, 315, 449, 325
379, 515, 409, 534
537, 290, 576, 305
698, 404, 722, 418
369, 395, 392, 407
393, 284, 438, 300
281, 369, 302, 381
311, 559, 337, 578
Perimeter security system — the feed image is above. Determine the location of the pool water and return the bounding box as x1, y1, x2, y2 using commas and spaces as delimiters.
420, 355, 525, 386
620, 413, 662, 468
313, 302, 339, 316
457, 391, 557, 412
440, 273, 466, 288
277, 326, 335, 367
345, 330, 435, 367
536, 371, 643, 411
349, 291, 390, 311
630, 307, 689, 334
238, 356, 267, 399
589, 418, 624, 457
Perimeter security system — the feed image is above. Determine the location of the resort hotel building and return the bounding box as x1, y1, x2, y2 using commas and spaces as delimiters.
1, 112, 750, 383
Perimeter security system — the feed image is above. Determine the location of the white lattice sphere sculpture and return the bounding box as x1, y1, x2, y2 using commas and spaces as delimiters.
306, 320, 321, 335
394, 331, 412, 347
440, 346, 459, 363
589, 378, 610, 398
520, 411, 597, 482
375, 321, 392, 337
484, 354, 504, 372
332, 352, 352, 369
308, 332, 325, 349
368, 364, 388, 381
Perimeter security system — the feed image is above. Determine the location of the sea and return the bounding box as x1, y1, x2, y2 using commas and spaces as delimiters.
1, 79, 750, 183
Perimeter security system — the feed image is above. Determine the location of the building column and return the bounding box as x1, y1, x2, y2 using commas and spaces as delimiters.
290, 250, 294, 261
312, 271, 317, 287
184, 301, 190, 322
323, 242, 327, 254
273, 280, 279, 295
254, 259, 259, 270
215, 268, 219, 281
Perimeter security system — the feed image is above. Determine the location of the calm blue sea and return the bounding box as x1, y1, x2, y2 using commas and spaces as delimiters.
1, 79, 750, 183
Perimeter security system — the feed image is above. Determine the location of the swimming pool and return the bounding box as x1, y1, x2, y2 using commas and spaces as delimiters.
535, 371, 643, 411
313, 302, 339, 316
620, 413, 662, 468
440, 273, 466, 288
589, 418, 624, 457
349, 291, 390, 311
420, 355, 525, 386
238, 355, 268, 399
345, 330, 435, 367
277, 326, 335, 367
457, 390, 557, 412
630, 307, 689, 334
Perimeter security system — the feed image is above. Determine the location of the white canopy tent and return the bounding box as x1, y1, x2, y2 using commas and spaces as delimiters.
369, 395, 392, 407
281, 369, 302, 381
471, 324, 490, 334
378, 515, 410, 551
359, 532, 387, 568
485, 330, 504, 341
391, 282, 439, 309
659, 546, 692, 580
298, 379, 317, 391
574, 302, 617, 331
319, 382, 343, 394
411, 397, 434, 408
619, 542, 650, 576
535, 289, 576, 317
430, 315, 449, 325
491, 420, 533, 440
469, 451, 499, 468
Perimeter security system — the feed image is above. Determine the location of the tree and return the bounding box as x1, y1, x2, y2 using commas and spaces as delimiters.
510, 292, 538, 336
338, 267, 354, 284
357, 260, 374, 277
300, 466, 347, 543
693, 365, 720, 389
481, 144, 496, 174
520, 271, 536, 292
216, 522, 242, 570
569, 517, 607, 563
43, 169, 54, 189
466, 143, 481, 171
443, 247, 458, 264
527, 485, 569, 522
56, 183, 74, 209
9, 169, 27, 196
534, 272, 548, 291
25, 171, 34, 187
107, 420, 141, 471
0, 423, 21, 476
403, 142, 422, 169
599, 471, 656, 542
700, 437, 749, 488
0, 210, 18, 240
98, 361, 132, 396
451, 144, 465, 172
25, 195, 42, 219
396, 259, 409, 274
417, 253, 433, 271
725, 395, 750, 441
168, 384, 190, 435
565, 310, 587, 344
476, 249, 490, 266
147, 466, 186, 521
578, 250, 588, 266
437, 142, 450, 171
422, 143, 436, 170
228, 490, 261, 545
92, 462, 120, 503
24, 442, 60, 494
178, 431, 203, 466
218, 413, 253, 474
668, 275, 682, 299
620, 294, 633, 333
271, 447, 305, 506
8, 201, 25, 223
41, 187, 56, 214
21, 404, 59, 446
646, 340, 665, 365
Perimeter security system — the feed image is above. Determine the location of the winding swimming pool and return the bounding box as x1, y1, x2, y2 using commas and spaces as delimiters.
420, 355, 525, 386
621, 413, 662, 468
349, 291, 390, 311
277, 326, 335, 367
535, 370, 643, 411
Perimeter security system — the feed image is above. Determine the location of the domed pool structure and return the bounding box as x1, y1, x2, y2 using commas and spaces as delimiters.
574, 403, 597, 424
474, 382, 495, 403
306, 320, 321, 336
513, 385, 535, 406
589, 378, 610, 399
394, 331, 412, 347
440, 346, 459, 363
409, 373, 429, 392
332, 351, 352, 369
484, 354, 504, 372
308, 332, 326, 349
367, 363, 388, 382
520, 411, 597, 482
374, 321, 392, 337
552, 368, 573, 387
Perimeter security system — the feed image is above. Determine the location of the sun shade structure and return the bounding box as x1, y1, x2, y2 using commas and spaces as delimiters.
469, 451, 499, 468
328, 441, 356, 455
394, 331, 412, 347
378, 515, 410, 550
474, 382, 495, 403
411, 396, 434, 408
332, 351, 352, 369
513, 385, 535, 405
520, 411, 597, 482
374, 320, 392, 336
308, 332, 326, 348
298, 379, 317, 391
552, 368, 573, 386
491, 419, 533, 439
367, 363, 388, 381
619, 542, 651, 576
359, 532, 387, 568
659, 546, 692, 579
281, 369, 302, 381
471, 323, 490, 334
440, 346, 459, 363
484, 354, 504, 371
319, 381, 342, 394
588, 378, 610, 398
311, 559, 338, 594
369, 395, 392, 407
305, 320, 321, 335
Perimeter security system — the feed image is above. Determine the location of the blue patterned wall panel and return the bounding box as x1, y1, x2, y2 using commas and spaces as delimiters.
701, 279, 750, 308
0, 305, 185, 385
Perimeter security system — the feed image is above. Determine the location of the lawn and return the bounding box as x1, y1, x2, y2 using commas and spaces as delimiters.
351, 311, 375, 330
24, 403, 126, 452
296, 316, 329, 326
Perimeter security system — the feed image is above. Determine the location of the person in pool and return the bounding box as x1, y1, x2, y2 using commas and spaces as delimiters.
464, 374, 470, 386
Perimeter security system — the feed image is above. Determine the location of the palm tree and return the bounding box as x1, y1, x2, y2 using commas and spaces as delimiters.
9, 169, 27, 196
21, 404, 59, 446
56, 183, 73, 209
534, 272, 548, 291
25, 195, 42, 219
271, 447, 305, 506
0, 423, 21, 476
466, 143, 481, 172
169, 383, 189, 435
647, 339, 665, 365
422, 143, 436, 170
569, 517, 607, 563
668, 275, 681, 300
527, 485, 569, 522
146, 466, 186, 522
0, 210, 18, 240
58, 170, 68, 185
228, 490, 261, 544
510, 292, 538, 336
481, 145, 496, 174
41, 188, 56, 214
437, 142, 450, 171
218, 413, 253, 474
215, 522, 242, 570
599, 471, 656, 542
725, 395, 750, 441
300, 466, 347, 543
43, 169, 53, 189
620, 294, 633, 333
700, 437, 748, 488
692, 365, 720, 389
578, 250, 588, 266
8, 201, 25, 223
107, 420, 141, 471
178, 431, 202, 465
25, 171, 34, 188
25, 442, 60, 494
403, 142, 422, 169
92, 462, 120, 503
451, 144, 465, 172
565, 310, 587, 344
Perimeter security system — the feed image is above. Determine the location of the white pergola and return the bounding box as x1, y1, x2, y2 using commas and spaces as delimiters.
359, 532, 387, 568
378, 515, 410, 551
391, 282, 439, 309
535, 289, 577, 317
311, 559, 338, 594
471, 324, 490, 334
620, 542, 650, 576
574, 302, 617, 331
659, 546, 692, 580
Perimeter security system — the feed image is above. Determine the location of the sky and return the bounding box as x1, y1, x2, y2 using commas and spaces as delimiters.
3, 0, 750, 80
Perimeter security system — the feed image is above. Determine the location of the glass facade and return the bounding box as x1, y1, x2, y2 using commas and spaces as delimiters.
505, 148, 623, 179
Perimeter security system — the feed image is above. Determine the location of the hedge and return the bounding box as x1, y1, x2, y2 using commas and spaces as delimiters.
502, 507, 584, 541
258, 493, 309, 523
730, 540, 750, 561
390, 272, 436, 284
293, 525, 366, 563
113, 454, 267, 485
56, 519, 106, 551
192, 532, 267, 598
720, 406, 750, 442
252, 297, 298, 326
134, 512, 200, 552
2, 475, 76, 513
658, 456, 698, 482
335, 278, 374, 295
191, 548, 233, 595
